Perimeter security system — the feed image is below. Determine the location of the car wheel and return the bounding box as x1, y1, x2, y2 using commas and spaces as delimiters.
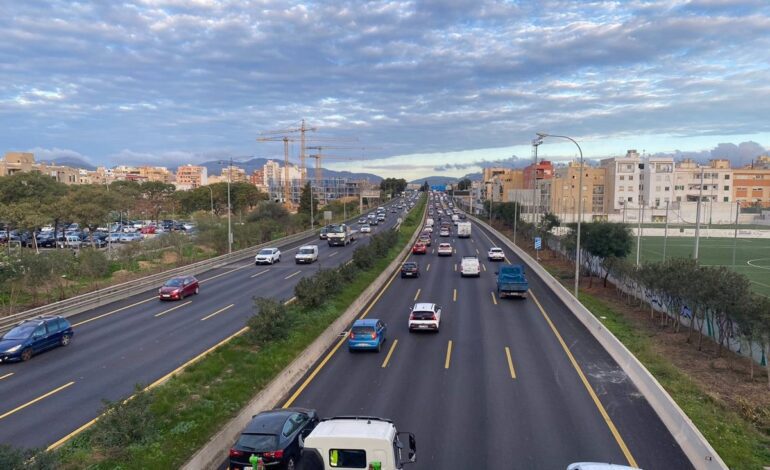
195, 287, 199, 295
61, 334, 72, 346
286, 456, 296, 470
179, 291, 185, 300
21, 348, 33, 361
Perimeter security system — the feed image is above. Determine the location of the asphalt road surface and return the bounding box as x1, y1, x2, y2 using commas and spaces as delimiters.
284, 208, 692, 469
0, 199, 408, 450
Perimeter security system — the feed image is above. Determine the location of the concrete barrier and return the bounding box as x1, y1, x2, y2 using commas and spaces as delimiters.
470, 216, 726, 470
182, 200, 425, 470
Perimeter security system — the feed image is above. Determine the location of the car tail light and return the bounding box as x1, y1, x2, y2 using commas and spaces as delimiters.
431, 314, 437, 321
263, 450, 284, 459
371, 332, 377, 339
229, 448, 244, 458
349, 331, 355, 339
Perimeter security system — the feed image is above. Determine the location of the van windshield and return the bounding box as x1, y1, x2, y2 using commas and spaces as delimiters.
329, 225, 345, 233
299, 248, 315, 254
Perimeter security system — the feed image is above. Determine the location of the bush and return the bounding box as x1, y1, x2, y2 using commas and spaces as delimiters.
0, 445, 59, 470
77, 248, 111, 279
247, 297, 290, 344
90, 385, 158, 460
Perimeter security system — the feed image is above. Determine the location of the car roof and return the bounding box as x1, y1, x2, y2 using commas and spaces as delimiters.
245, 409, 308, 434
299, 245, 317, 249
439, 243, 451, 247
412, 302, 436, 311
353, 319, 379, 327
490, 247, 503, 250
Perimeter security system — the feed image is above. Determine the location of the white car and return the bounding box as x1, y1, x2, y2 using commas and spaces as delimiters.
488, 247, 506, 261
423, 225, 433, 233
408, 303, 441, 332
437, 243, 453, 256
295, 245, 318, 264
360, 224, 372, 233
255, 247, 281, 265
439, 227, 450, 237
460, 256, 481, 277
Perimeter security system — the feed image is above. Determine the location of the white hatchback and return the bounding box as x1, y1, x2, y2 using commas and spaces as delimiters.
408, 303, 441, 332
437, 243, 453, 256
488, 247, 506, 261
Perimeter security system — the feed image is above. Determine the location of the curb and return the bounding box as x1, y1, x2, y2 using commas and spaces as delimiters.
181, 199, 425, 470
471, 215, 727, 470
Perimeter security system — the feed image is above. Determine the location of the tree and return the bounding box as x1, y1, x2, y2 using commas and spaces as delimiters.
566, 222, 633, 287
380, 178, 407, 198
420, 181, 430, 192
298, 182, 317, 219
230, 183, 267, 215
62, 185, 118, 244
135, 181, 176, 222
456, 178, 472, 190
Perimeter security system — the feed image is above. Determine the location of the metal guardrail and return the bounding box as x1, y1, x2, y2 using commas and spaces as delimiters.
0, 228, 319, 332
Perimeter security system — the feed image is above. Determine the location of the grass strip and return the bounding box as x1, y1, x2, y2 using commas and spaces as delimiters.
578, 292, 770, 469
56, 196, 425, 469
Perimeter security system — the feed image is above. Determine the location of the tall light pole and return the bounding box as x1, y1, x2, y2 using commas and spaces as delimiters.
693, 167, 704, 261
531, 138, 542, 225
536, 133, 584, 298
219, 158, 233, 254
205, 185, 214, 215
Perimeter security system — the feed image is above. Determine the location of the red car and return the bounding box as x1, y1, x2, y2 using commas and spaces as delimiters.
159, 275, 199, 300
412, 242, 427, 254
140, 225, 156, 234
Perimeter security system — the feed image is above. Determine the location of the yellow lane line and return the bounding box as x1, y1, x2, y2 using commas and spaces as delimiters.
154, 300, 192, 318
0, 381, 75, 421
453, 288, 457, 302
284, 296, 297, 305
414, 288, 421, 301
200, 303, 235, 321
48, 326, 250, 451
72, 297, 155, 328
328, 251, 339, 258
251, 269, 270, 278
529, 290, 637, 467
199, 263, 251, 283
284, 270, 302, 280
505, 347, 517, 379
426, 263, 431, 272
444, 340, 453, 369
381, 339, 398, 368
491, 291, 498, 305
284, 264, 402, 408
0, 373, 14, 381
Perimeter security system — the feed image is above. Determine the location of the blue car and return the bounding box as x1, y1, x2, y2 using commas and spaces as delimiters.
0, 316, 74, 362
348, 319, 387, 352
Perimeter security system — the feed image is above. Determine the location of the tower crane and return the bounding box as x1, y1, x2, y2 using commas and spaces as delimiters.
305, 146, 373, 186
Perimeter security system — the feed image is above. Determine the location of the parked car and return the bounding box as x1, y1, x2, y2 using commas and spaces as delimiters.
488, 247, 506, 261
0, 316, 73, 362
295, 245, 319, 264
255, 247, 281, 265
119, 232, 143, 243
412, 242, 427, 255
360, 224, 371, 233
140, 225, 156, 234
401, 261, 420, 278
158, 275, 199, 300
229, 408, 319, 470
408, 303, 441, 332
348, 319, 387, 352
437, 243, 453, 256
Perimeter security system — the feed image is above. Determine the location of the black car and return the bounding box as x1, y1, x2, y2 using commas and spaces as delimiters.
229, 408, 318, 470
319, 226, 329, 240
401, 261, 420, 278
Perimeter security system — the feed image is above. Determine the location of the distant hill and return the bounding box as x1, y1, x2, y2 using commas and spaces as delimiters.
199, 157, 382, 182
408, 176, 458, 186
38, 156, 96, 171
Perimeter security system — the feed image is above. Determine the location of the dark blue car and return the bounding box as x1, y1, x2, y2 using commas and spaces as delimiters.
347, 319, 387, 352
0, 316, 74, 362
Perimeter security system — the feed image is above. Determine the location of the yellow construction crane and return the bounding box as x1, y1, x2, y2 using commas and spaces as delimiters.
305, 146, 373, 186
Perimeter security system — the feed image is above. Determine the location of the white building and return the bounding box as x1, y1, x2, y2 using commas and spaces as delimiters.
641, 156, 675, 209
673, 159, 733, 204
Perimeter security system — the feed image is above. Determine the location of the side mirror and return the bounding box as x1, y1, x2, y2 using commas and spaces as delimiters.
494, 271, 499, 275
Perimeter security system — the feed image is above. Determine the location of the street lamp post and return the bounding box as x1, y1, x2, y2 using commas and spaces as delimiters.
531, 139, 542, 225
205, 185, 214, 215
218, 158, 233, 255
536, 133, 584, 298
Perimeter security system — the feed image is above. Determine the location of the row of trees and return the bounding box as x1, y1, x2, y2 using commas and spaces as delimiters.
380, 178, 407, 198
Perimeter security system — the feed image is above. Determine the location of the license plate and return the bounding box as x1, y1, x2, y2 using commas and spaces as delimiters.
418, 325, 428, 329
245, 467, 253, 470
162, 295, 170, 298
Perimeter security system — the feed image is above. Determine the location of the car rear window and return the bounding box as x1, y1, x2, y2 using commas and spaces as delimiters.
236, 433, 279, 452
329, 449, 367, 468
411, 311, 435, 320
352, 326, 375, 335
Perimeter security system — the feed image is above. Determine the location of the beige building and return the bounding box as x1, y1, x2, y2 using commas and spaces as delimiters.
673, 159, 733, 204
600, 150, 642, 212
483, 167, 526, 203
175, 165, 208, 189
543, 161, 607, 222
0, 151, 81, 185
220, 165, 247, 183
733, 166, 770, 208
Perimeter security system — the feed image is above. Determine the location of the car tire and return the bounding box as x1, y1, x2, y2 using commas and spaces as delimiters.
179, 291, 185, 300
195, 287, 199, 295
21, 348, 33, 361
61, 334, 71, 346
285, 456, 296, 470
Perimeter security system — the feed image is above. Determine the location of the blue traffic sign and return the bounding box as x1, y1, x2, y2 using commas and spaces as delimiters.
534, 237, 542, 250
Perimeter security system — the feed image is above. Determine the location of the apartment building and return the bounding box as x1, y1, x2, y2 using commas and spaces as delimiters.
0, 152, 80, 184
733, 166, 770, 208
220, 165, 247, 183
673, 159, 732, 204
641, 156, 675, 209
175, 165, 208, 190
543, 161, 607, 221
601, 150, 642, 211
522, 160, 554, 189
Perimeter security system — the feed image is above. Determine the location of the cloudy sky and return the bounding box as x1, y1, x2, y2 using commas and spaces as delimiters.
2, 0, 770, 180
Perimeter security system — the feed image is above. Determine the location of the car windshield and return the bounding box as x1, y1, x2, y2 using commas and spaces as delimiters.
164, 278, 184, 287
259, 249, 274, 255
3, 323, 36, 340
236, 433, 279, 452
352, 326, 375, 335
299, 248, 314, 254
329, 225, 345, 233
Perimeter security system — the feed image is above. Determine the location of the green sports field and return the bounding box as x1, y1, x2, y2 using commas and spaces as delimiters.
629, 236, 770, 297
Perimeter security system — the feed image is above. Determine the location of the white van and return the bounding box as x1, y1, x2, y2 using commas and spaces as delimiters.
460, 256, 481, 277
295, 245, 319, 264
425, 218, 434, 227
302, 417, 416, 470
456, 222, 471, 238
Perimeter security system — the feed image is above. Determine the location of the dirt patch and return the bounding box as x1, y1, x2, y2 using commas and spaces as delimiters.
162, 250, 179, 264
495, 223, 770, 433
137, 261, 155, 270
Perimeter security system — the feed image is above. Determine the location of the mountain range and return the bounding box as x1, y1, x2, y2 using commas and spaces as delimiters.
409, 173, 481, 186
38, 156, 97, 171
199, 157, 383, 182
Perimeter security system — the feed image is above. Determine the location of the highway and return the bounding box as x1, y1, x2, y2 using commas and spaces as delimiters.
284, 199, 693, 469
0, 199, 407, 450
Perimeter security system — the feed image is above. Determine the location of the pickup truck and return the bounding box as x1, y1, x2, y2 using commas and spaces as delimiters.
496, 264, 528, 298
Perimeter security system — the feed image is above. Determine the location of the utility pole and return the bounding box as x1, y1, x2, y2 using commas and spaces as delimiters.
636, 197, 644, 267
732, 201, 740, 268
663, 200, 670, 261
693, 167, 704, 261
227, 156, 233, 254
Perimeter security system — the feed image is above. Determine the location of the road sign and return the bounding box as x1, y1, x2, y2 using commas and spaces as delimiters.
361, 190, 381, 199
324, 211, 332, 221
534, 237, 542, 250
